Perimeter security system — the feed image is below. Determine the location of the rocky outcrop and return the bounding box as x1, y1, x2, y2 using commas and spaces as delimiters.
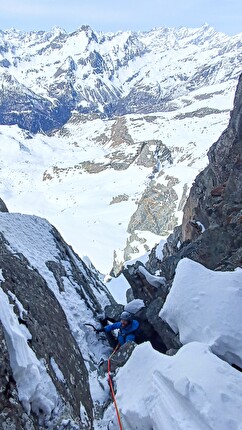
110, 194, 129, 205
174, 107, 229, 120
110, 117, 134, 148
125, 141, 176, 238
0, 234, 92, 428
0, 210, 117, 428
100, 342, 136, 374
162, 73, 242, 275
128, 180, 178, 235
120, 73, 242, 355
119, 262, 179, 352
122, 232, 149, 265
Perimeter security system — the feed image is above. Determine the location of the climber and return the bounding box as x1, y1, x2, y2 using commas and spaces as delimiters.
97, 311, 140, 346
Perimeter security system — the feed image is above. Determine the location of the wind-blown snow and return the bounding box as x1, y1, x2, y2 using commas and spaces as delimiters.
50, 357, 66, 384
195, 220, 206, 233
7, 290, 28, 319
160, 258, 242, 367
110, 341, 242, 430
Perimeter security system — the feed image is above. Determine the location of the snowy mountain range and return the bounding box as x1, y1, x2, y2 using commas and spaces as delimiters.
0, 24, 241, 129
0, 24, 242, 272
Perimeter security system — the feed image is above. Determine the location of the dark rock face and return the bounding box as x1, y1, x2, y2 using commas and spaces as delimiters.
104, 303, 124, 322
121, 262, 177, 352
122, 262, 167, 304
0, 197, 8, 212
0, 235, 93, 428
0, 73, 70, 133
162, 73, 242, 275
100, 342, 136, 374
145, 298, 182, 351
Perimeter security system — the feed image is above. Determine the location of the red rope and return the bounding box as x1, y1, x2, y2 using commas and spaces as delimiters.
108, 344, 123, 430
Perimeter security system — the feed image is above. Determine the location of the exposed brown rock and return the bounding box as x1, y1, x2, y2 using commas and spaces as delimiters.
110, 117, 134, 148
211, 183, 226, 197
128, 181, 178, 235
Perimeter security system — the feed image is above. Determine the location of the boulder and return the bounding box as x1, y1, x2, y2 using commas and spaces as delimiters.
100, 342, 136, 373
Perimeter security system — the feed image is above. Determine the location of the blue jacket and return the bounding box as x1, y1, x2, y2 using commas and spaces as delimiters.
104, 320, 139, 336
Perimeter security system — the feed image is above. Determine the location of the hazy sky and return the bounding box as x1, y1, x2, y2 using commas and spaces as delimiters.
1, 0, 242, 35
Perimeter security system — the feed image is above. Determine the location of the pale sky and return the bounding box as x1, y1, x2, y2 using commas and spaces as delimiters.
1, 0, 242, 35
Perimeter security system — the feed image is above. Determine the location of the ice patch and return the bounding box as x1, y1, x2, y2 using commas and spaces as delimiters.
0, 286, 58, 422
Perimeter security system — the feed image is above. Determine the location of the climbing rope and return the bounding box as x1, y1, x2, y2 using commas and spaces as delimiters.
108, 344, 123, 430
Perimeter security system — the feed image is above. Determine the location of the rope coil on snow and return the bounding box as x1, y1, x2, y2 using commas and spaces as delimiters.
108, 344, 123, 430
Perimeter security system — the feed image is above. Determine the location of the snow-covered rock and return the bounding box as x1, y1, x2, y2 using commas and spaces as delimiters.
0, 211, 115, 427
138, 265, 166, 288
124, 298, 145, 313
160, 258, 242, 367
0, 286, 58, 421
109, 341, 242, 430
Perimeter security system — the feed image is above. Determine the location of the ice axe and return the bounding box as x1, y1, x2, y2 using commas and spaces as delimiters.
84, 323, 100, 333
85, 322, 118, 349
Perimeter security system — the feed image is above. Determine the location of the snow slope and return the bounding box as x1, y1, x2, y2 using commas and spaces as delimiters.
0, 90, 233, 273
